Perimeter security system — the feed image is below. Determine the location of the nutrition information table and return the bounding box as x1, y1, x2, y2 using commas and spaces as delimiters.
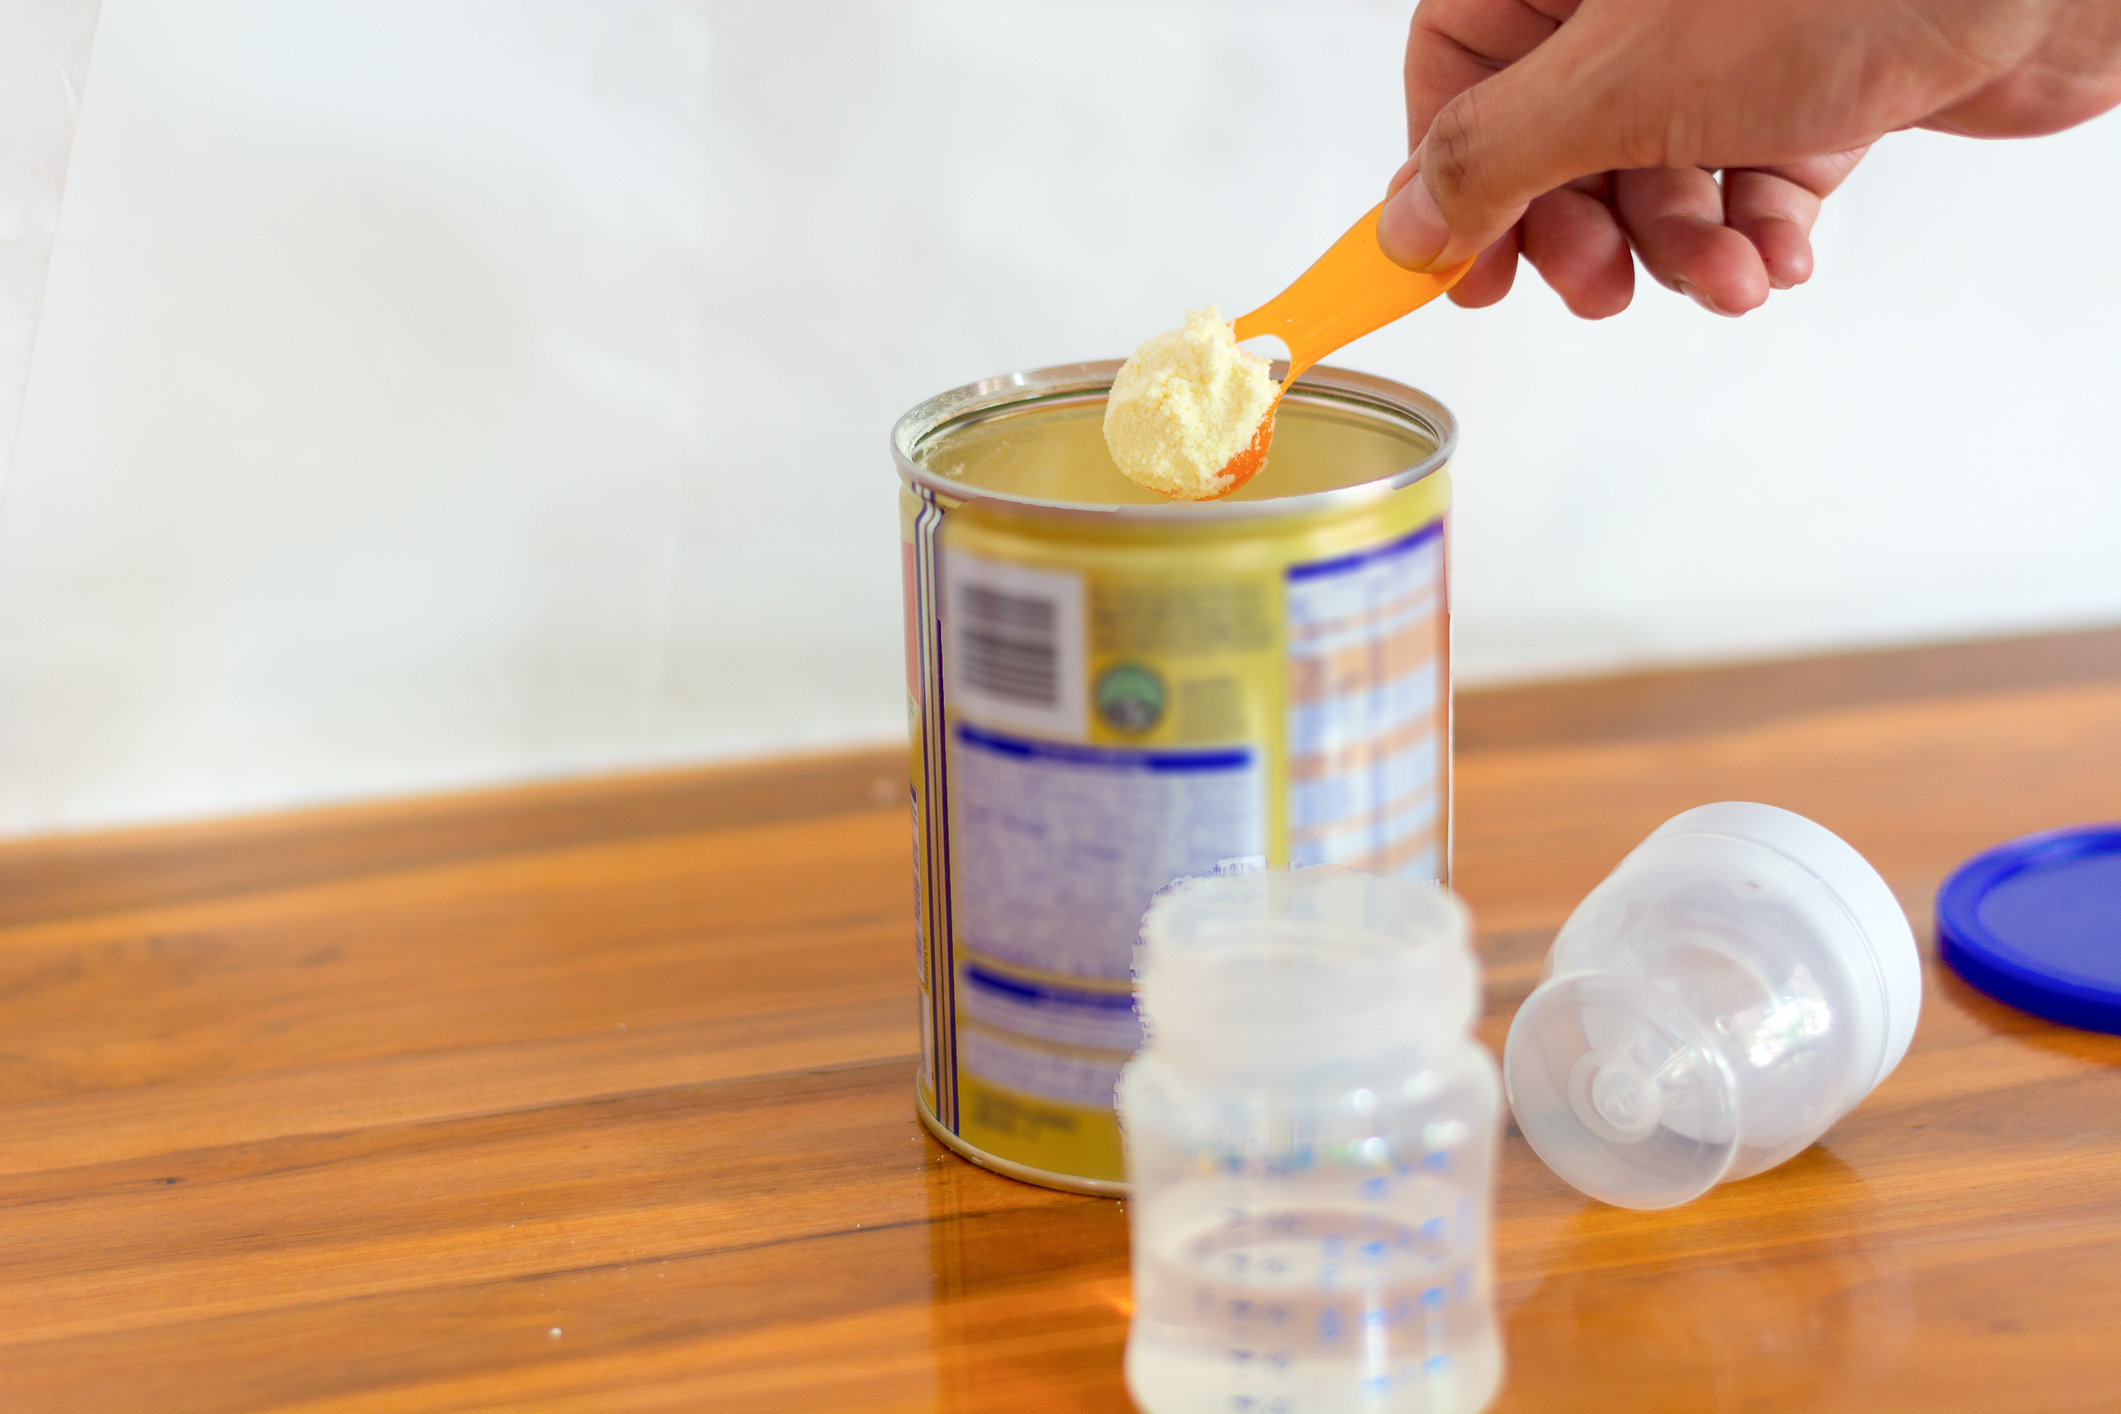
2, 625, 2119, 1412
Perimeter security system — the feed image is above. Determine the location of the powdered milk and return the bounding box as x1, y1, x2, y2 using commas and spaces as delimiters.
1103, 307, 1277, 500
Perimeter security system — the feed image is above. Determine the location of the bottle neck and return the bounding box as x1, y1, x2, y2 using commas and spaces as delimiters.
1138, 939, 1475, 1079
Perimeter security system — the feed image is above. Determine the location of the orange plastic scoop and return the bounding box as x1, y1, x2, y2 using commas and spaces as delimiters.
1216, 203, 1473, 493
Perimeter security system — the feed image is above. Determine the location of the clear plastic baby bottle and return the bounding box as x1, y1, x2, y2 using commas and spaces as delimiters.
1504, 802, 1922, 1210
1119, 867, 1504, 1414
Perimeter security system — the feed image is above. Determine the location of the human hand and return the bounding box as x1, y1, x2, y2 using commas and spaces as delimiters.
1385, 0, 2121, 316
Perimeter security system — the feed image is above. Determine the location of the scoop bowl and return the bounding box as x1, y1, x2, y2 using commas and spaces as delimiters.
1213, 203, 1471, 494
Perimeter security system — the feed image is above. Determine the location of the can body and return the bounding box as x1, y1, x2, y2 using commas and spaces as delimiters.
895, 362, 1457, 1193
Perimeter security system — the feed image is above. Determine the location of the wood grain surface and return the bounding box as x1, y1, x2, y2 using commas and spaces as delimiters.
2, 626, 2118, 1412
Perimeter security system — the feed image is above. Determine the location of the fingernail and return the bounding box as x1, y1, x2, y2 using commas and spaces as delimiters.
1378, 172, 1449, 270
1675, 280, 1738, 318
1384, 151, 1422, 199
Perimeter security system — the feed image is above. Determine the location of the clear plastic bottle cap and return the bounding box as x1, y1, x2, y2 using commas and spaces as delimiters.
1504, 803, 1921, 1209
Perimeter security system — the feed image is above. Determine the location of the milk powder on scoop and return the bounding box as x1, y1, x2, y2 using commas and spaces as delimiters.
1103, 306, 1276, 501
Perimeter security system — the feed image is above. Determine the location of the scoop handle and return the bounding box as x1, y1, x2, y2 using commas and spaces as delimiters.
1232, 203, 1473, 384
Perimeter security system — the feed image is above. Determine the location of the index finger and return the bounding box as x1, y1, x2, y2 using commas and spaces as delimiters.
1404, 0, 1579, 150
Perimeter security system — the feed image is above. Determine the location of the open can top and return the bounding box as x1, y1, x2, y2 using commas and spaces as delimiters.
893, 360, 1455, 522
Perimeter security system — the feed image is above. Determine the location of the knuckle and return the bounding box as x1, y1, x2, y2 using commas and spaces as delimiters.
1422, 93, 1482, 202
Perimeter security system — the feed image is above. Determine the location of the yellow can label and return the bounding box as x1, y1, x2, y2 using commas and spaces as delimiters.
904, 470, 1452, 1187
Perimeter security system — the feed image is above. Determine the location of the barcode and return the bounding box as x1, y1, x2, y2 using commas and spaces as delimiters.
959, 585, 1059, 707
943, 550, 1085, 736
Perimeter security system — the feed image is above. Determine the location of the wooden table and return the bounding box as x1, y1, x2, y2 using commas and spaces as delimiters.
4, 627, 2119, 1412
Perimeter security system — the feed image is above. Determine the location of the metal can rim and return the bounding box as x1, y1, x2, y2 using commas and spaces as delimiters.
891, 359, 1456, 521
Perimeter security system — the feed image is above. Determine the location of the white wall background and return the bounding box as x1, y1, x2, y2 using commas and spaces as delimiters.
2, 0, 2117, 838
0, 0, 99, 488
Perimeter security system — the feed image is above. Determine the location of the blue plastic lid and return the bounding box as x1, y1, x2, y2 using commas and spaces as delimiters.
1937, 823, 2121, 1034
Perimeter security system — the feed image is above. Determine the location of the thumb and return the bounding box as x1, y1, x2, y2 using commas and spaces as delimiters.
1380, 43, 1620, 271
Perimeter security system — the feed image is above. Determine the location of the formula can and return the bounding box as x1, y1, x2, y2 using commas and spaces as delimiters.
895, 361, 1456, 1194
